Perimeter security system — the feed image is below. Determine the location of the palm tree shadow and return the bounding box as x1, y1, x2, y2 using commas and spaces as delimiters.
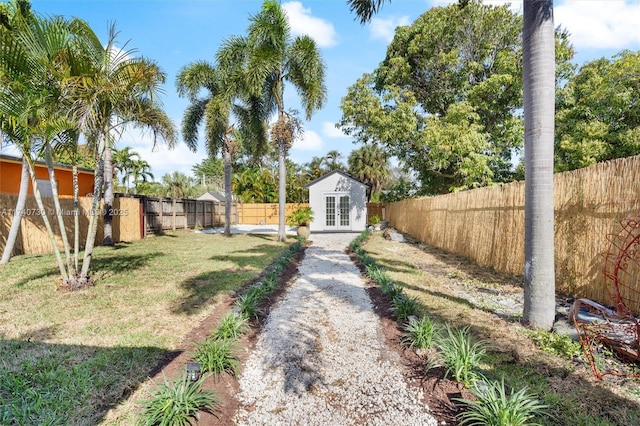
91, 252, 163, 280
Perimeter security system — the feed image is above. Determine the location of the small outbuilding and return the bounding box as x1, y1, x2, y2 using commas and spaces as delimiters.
197, 191, 226, 202
305, 170, 369, 232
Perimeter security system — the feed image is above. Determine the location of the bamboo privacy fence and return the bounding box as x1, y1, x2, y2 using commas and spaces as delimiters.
0, 195, 140, 256
385, 155, 640, 311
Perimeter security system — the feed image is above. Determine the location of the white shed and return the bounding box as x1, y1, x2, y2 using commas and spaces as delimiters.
305, 170, 369, 232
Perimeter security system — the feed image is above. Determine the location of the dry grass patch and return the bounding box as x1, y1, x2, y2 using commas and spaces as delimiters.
363, 232, 640, 425
0, 230, 293, 425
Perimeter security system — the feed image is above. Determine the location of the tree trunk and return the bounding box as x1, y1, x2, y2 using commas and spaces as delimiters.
73, 165, 79, 273
0, 157, 29, 264
277, 139, 287, 242
45, 145, 72, 272
103, 145, 114, 246
223, 145, 232, 237
80, 156, 105, 283
522, 0, 556, 330
26, 159, 69, 282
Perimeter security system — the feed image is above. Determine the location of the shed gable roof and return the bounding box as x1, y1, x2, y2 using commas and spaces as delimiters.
304, 169, 370, 189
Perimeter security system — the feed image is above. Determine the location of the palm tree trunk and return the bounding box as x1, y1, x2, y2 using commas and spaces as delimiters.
0, 157, 30, 264
223, 143, 232, 237
44, 145, 73, 273
103, 144, 114, 246
277, 139, 287, 242
73, 164, 79, 273
26, 158, 69, 282
79, 155, 105, 283
522, 0, 556, 330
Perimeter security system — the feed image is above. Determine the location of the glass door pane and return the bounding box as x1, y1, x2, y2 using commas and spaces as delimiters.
339, 195, 350, 227
326, 196, 336, 227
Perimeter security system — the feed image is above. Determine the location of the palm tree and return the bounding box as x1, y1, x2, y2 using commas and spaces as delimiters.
70, 24, 176, 251
347, 0, 556, 329
348, 144, 390, 201
0, 0, 33, 265
522, 0, 555, 329
325, 150, 344, 171
305, 156, 327, 181
220, 0, 327, 242
112, 146, 140, 193
176, 59, 268, 237
161, 171, 196, 199
130, 158, 153, 194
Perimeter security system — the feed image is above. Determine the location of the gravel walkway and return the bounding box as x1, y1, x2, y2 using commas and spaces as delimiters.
234, 233, 437, 426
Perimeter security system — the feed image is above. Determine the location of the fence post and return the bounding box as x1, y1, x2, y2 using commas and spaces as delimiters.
184, 199, 188, 230
171, 199, 176, 231
158, 197, 163, 233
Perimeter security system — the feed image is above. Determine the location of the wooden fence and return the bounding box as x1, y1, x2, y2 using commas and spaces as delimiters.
237, 203, 309, 225
0, 195, 140, 256
141, 197, 234, 235
385, 154, 640, 312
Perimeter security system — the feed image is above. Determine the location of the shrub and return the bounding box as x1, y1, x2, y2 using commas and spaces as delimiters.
211, 312, 249, 341
457, 378, 548, 426
286, 206, 313, 226
522, 329, 583, 360
193, 338, 239, 376
391, 293, 418, 321
437, 325, 486, 387
403, 316, 440, 350
137, 374, 217, 426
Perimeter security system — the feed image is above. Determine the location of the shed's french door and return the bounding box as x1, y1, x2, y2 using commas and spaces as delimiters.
325, 194, 350, 230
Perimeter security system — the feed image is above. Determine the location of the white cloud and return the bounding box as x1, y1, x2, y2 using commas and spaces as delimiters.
292, 129, 323, 151
282, 2, 338, 48
555, 0, 640, 50
369, 16, 411, 42
322, 122, 349, 139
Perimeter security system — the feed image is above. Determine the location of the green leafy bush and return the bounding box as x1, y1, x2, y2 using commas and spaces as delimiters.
403, 316, 440, 350
457, 378, 547, 426
212, 312, 249, 341
193, 338, 239, 376
391, 293, 418, 321
437, 325, 486, 387
286, 206, 313, 226
137, 374, 217, 426
523, 329, 583, 360
369, 214, 382, 225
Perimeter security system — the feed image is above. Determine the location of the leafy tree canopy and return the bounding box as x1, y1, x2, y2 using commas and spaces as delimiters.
339, 0, 574, 194
555, 50, 640, 171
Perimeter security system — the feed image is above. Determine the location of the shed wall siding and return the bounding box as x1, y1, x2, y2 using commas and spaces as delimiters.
307, 172, 367, 232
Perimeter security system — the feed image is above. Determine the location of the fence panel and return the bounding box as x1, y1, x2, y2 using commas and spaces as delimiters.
385, 155, 640, 313
0, 195, 141, 256
237, 203, 308, 225
141, 196, 231, 234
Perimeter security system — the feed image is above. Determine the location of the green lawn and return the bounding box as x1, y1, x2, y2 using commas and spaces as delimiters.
0, 231, 292, 425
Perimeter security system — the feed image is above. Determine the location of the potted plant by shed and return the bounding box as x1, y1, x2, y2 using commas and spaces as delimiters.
287, 206, 313, 238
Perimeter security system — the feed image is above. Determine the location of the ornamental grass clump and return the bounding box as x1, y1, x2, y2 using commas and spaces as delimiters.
457, 378, 548, 426
235, 291, 262, 321
438, 325, 486, 387
391, 293, 418, 321
193, 338, 239, 376
211, 312, 249, 341
403, 316, 440, 350
136, 374, 217, 426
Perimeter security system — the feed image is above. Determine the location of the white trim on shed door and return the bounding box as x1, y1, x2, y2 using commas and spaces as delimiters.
324, 193, 351, 231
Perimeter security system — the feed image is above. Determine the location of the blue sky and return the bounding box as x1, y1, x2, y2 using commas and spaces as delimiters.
3, 0, 640, 180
